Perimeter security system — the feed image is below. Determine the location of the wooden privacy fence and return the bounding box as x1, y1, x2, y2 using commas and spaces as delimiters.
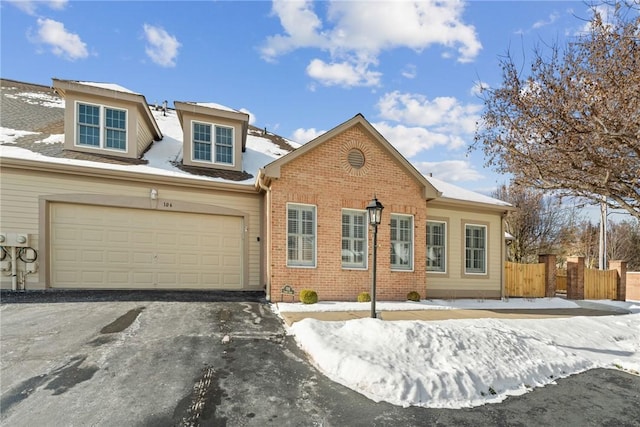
504, 257, 626, 301
505, 261, 546, 298
584, 268, 618, 299
556, 270, 567, 292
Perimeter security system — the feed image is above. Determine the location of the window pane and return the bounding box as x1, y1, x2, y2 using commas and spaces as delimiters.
341, 210, 366, 268
427, 221, 445, 272
193, 142, 211, 161
215, 126, 233, 164
78, 104, 99, 125
105, 108, 126, 130
390, 214, 412, 270
78, 124, 100, 146
106, 129, 126, 150
193, 123, 211, 161
465, 225, 486, 274
104, 108, 127, 150
77, 104, 100, 146
287, 205, 316, 266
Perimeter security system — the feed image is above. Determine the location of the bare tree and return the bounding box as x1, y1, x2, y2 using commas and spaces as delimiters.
476, 2, 640, 219
572, 220, 601, 268
607, 218, 640, 269
494, 182, 579, 263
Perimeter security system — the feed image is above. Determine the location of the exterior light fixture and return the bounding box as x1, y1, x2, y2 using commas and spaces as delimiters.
150, 189, 158, 200
365, 196, 384, 318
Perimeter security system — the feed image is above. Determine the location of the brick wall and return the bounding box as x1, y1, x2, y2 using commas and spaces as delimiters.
627, 272, 640, 301
269, 123, 428, 301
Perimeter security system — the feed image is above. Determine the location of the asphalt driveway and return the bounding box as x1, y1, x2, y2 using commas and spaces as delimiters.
1, 291, 639, 426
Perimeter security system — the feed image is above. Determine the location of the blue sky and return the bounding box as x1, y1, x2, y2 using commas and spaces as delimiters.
1, 0, 604, 198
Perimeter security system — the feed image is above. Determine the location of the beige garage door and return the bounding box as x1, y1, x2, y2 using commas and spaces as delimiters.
50, 203, 243, 289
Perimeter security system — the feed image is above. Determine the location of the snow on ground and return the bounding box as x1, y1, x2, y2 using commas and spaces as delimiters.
275, 297, 581, 312
276, 299, 640, 409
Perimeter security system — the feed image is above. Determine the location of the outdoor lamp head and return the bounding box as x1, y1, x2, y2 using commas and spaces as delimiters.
366, 197, 384, 225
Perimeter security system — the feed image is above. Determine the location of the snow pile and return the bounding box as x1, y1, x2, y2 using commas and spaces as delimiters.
291, 313, 640, 408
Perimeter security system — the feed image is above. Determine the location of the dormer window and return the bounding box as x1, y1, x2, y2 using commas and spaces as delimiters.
192, 121, 234, 166
76, 102, 127, 151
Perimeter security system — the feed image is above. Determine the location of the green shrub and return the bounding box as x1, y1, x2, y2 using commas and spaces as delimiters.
299, 289, 318, 304
357, 292, 371, 302
407, 291, 421, 302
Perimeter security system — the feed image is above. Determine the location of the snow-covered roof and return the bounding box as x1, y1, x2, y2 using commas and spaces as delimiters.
0, 81, 294, 187
190, 102, 241, 113
426, 175, 512, 208
76, 81, 140, 95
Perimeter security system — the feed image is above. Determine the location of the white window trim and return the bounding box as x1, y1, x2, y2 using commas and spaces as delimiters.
341, 209, 368, 270
74, 101, 127, 152
286, 203, 317, 268
390, 213, 414, 272
464, 223, 488, 275
427, 220, 447, 274
190, 120, 235, 167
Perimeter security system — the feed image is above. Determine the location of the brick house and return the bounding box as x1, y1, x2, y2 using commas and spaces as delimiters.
258, 114, 513, 301
1, 78, 512, 300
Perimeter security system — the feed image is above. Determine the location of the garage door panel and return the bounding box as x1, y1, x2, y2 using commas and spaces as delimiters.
50, 204, 243, 290
107, 271, 130, 285
82, 250, 104, 263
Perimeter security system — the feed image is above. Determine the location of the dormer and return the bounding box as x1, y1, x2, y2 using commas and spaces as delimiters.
174, 101, 249, 172
52, 78, 162, 159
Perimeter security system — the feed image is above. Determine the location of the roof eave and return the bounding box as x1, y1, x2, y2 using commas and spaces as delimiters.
428, 197, 516, 213
1, 155, 259, 194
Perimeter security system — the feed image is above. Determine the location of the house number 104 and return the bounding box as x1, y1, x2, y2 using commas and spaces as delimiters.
163, 202, 173, 208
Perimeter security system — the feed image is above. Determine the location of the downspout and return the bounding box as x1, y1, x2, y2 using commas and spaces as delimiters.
256, 169, 272, 301
11, 246, 17, 291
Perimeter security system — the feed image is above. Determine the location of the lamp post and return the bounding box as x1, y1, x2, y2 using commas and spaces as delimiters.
366, 197, 384, 319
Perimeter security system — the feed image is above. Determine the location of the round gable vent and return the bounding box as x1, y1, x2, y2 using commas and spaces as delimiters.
347, 148, 365, 169
340, 139, 371, 176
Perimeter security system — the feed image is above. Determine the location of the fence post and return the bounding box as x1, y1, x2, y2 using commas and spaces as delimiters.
539, 254, 557, 297
566, 256, 585, 300
609, 260, 627, 301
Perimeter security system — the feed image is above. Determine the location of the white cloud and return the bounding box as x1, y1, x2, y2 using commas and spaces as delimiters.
33, 18, 88, 60
239, 108, 257, 125
371, 91, 483, 158
377, 91, 482, 134
290, 127, 326, 144
413, 160, 484, 182
371, 121, 454, 158
532, 12, 559, 29
470, 81, 489, 97
262, 0, 481, 87
8, 0, 67, 15
306, 59, 381, 87
143, 24, 181, 68
401, 64, 417, 79
261, 0, 327, 60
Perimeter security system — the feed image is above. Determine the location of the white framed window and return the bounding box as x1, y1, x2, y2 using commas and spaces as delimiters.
390, 214, 413, 270
427, 221, 446, 273
191, 121, 234, 165
465, 224, 487, 274
287, 204, 316, 267
76, 102, 127, 151
342, 210, 367, 269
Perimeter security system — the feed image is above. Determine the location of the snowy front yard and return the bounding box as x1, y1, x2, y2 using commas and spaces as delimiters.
275, 299, 640, 409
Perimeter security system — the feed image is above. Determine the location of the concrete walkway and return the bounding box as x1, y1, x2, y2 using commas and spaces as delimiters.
279, 307, 625, 326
